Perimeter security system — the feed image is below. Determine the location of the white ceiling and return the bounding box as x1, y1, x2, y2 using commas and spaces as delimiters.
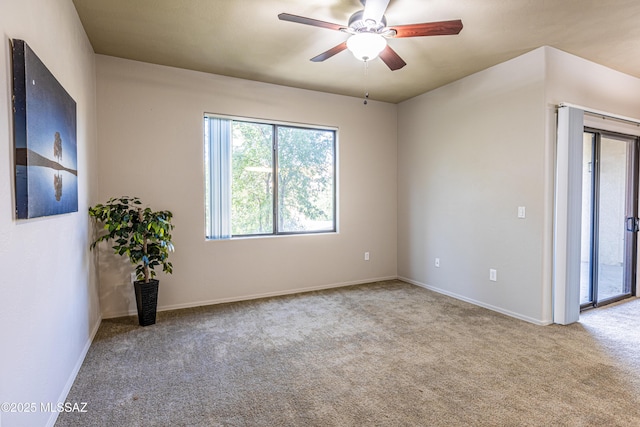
72, 0, 640, 103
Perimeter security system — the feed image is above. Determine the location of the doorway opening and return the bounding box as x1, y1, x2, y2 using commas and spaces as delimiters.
580, 129, 639, 310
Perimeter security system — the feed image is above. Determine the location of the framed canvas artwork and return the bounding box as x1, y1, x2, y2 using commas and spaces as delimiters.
12, 39, 78, 219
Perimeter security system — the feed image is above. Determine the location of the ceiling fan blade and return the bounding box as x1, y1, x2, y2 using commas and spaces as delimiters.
311, 42, 348, 62
278, 13, 345, 31
390, 19, 463, 38
363, 0, 391, 24
379, 45, 406, 70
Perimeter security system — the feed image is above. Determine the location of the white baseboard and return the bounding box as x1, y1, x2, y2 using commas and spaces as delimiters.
45, 316, 102, 427
102, 275, 552, 325
399, 276, 552, 326
101, 276, 398, 319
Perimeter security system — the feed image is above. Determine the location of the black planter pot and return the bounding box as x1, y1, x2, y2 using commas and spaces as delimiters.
133, 279, 159, 326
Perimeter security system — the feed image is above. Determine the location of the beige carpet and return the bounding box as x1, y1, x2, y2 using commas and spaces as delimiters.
56, 280, 640, 426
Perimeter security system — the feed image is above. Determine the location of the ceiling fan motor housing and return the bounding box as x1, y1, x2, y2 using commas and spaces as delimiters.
348, 10, 387, 32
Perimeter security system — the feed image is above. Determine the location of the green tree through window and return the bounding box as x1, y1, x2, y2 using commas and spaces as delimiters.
204, 116, 336, 239
277, 126, 335, 232
231, 121, 273, 235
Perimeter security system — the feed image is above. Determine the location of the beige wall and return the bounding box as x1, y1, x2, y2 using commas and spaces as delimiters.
95, 55, 398, 318
0, 1, 99, 426
397, 48, 548, 323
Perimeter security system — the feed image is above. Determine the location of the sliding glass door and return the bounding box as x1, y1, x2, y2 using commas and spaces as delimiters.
580, 129, 638, 309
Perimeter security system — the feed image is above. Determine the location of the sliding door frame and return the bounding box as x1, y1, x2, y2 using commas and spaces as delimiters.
581, 127, 638, 310
554, 103, 640, 325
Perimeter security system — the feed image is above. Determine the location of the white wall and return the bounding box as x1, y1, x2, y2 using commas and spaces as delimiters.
397, 48, 549, 324
95, 55, 398, 318
0, 1, 99, 426
545, 47, 640, 119
398, 46, 640, 325
544, 47, 640, 160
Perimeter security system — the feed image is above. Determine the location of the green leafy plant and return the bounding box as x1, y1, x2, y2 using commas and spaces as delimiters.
89, 196, 174, 283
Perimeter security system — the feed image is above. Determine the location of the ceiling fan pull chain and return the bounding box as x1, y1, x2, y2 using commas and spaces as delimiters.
363, 60, 369, 105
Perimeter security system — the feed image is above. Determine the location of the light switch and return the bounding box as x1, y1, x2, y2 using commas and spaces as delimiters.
517, 206, 526, 219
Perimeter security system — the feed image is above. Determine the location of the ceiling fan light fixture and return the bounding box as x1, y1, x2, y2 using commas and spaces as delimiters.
346, 32, 387, 61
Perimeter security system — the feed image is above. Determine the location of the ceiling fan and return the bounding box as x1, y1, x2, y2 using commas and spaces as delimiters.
278, 0, 463, 71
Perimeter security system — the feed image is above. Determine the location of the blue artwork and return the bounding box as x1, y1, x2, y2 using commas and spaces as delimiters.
12, 39, 78, 219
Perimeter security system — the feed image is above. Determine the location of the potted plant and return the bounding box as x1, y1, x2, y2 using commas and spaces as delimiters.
89, 196, 174, 326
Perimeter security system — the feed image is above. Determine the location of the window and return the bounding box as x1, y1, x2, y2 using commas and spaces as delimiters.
204, 115, 336, 239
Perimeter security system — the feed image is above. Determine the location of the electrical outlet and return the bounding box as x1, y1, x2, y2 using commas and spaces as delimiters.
489, 269, 497, 282
364, 252, 370, 261
435, 258, 440, 267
